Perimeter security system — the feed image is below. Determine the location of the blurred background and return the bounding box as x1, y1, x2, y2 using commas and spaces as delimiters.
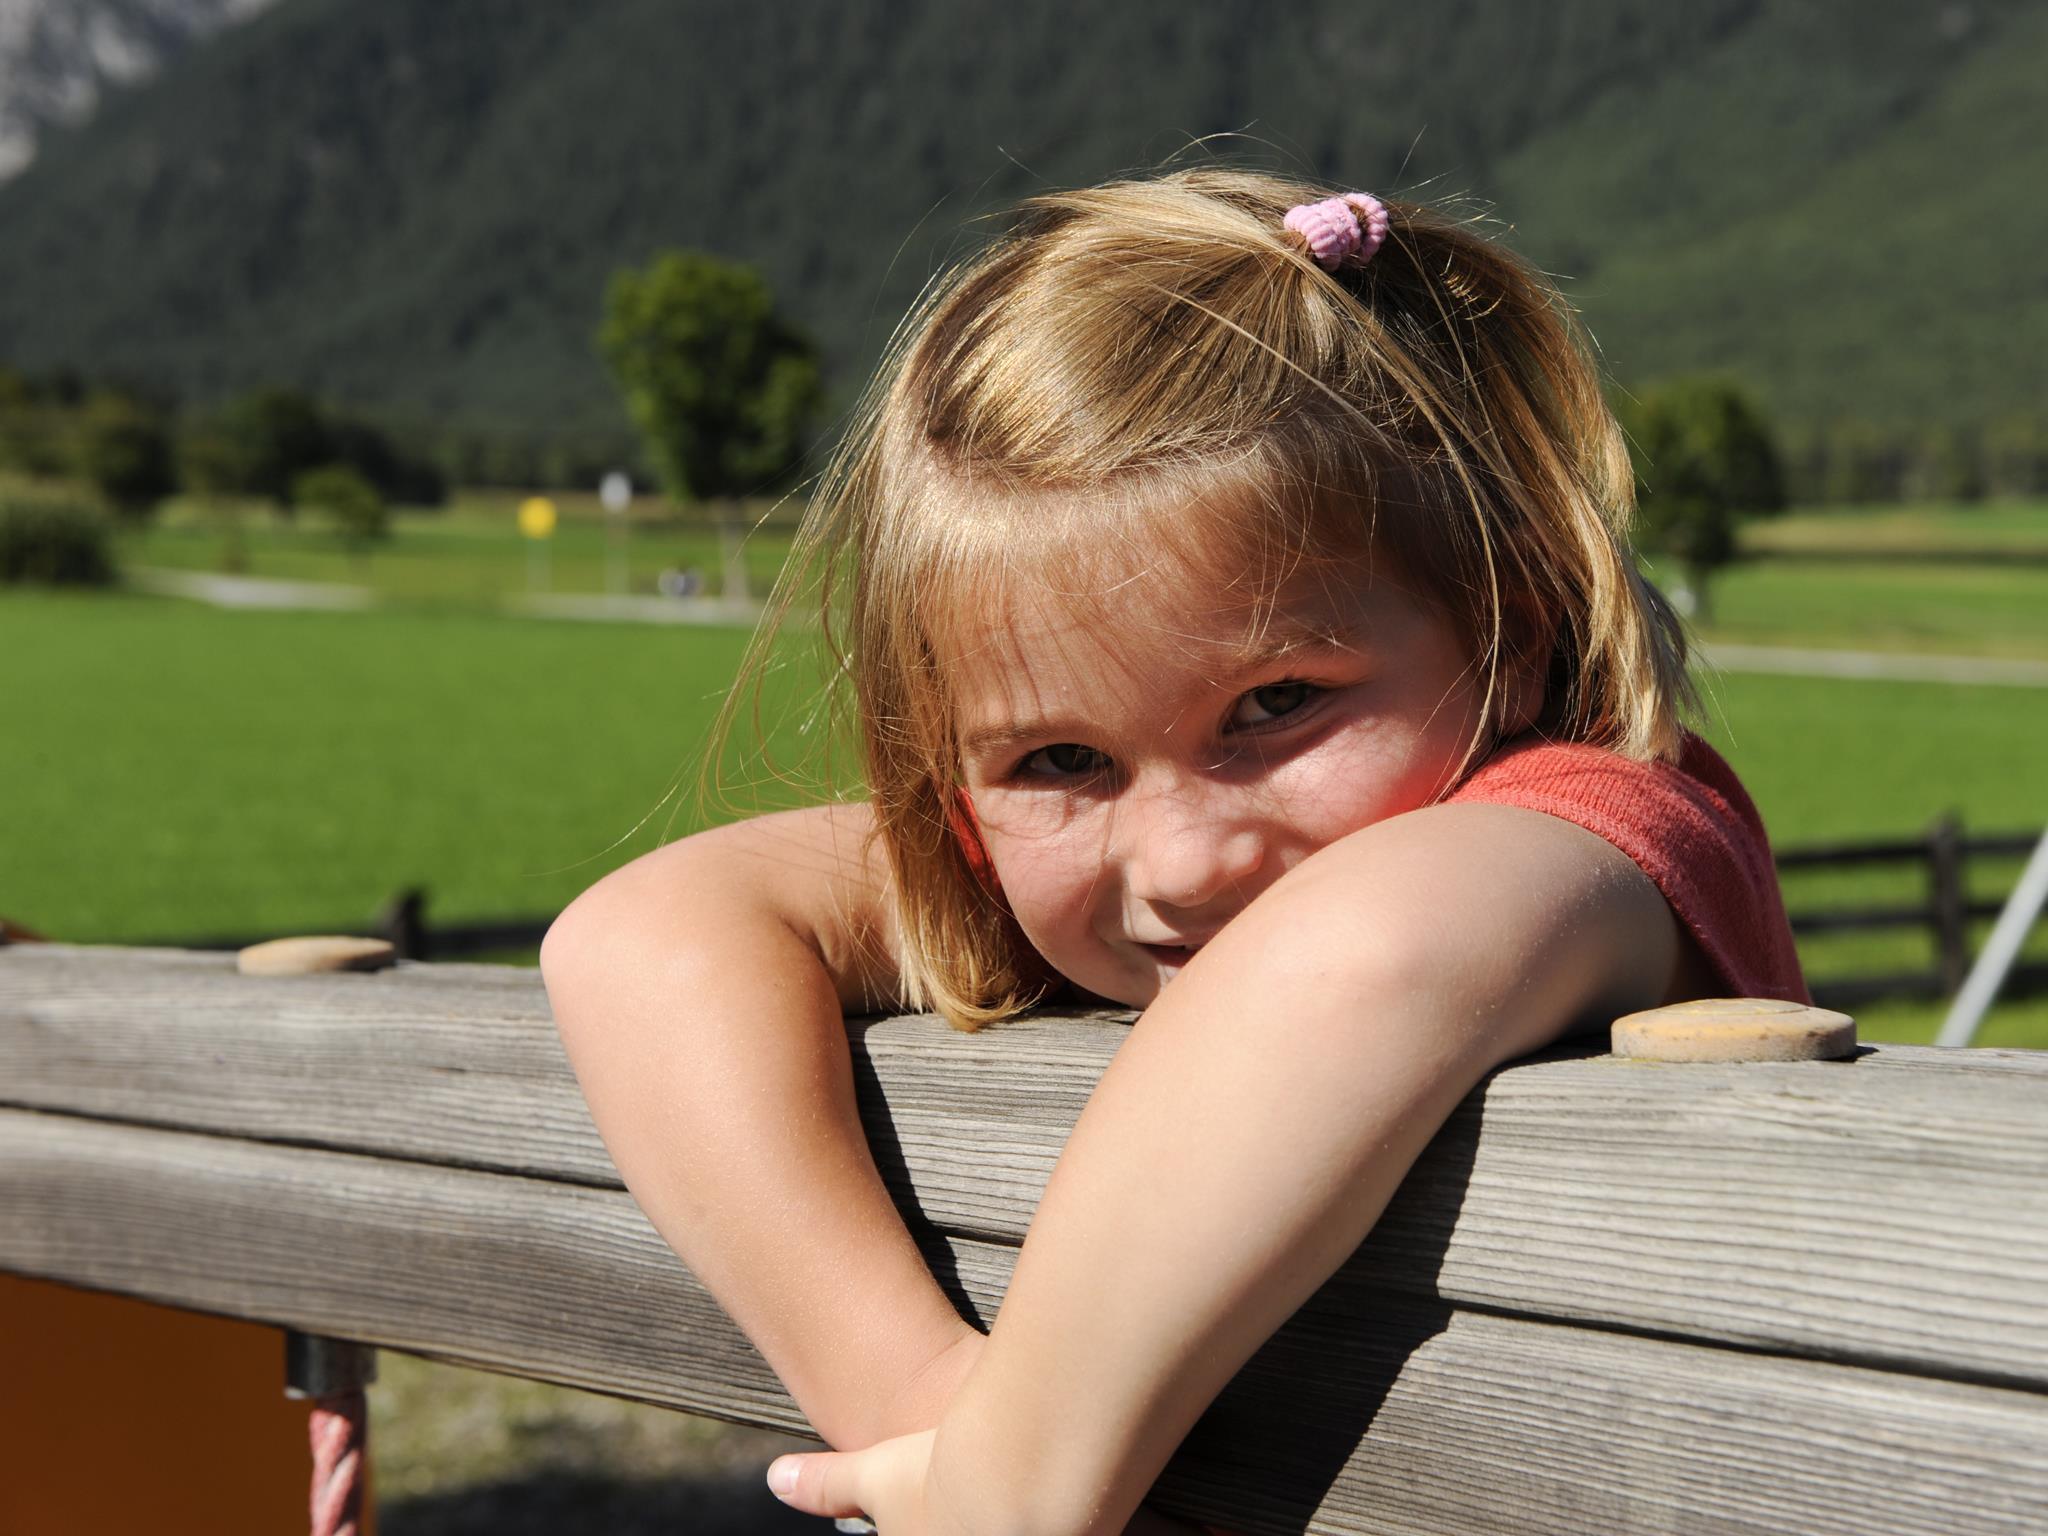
2, 0, 2044, 1530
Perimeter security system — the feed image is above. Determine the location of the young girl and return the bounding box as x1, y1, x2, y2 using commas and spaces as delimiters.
540, 167, 1806, 1535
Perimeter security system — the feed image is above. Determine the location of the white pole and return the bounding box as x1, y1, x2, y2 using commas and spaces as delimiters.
1936, 826, 2048, 1048
601, 471, 632, 596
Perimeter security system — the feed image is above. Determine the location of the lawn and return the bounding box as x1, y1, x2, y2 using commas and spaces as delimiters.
1743, 499, 2048, 557
0, 590, 808, 943
1640, 497, 2048, 660
1687, 556, 2048, 659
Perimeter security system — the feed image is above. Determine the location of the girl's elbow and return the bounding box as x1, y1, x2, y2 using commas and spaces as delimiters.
539, 858, 697, 1045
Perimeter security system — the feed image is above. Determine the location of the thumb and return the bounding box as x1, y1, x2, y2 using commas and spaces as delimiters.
766, 1450, 867, 1519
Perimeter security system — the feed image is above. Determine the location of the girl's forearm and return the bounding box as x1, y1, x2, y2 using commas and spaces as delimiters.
927, 926, 1466, 1535
543, 822, 980, 1449
925, 810, 1680, 1536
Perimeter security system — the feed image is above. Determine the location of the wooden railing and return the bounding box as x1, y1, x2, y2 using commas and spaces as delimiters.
1779, 817, 2046, 1005
3, 944, 2046, 1534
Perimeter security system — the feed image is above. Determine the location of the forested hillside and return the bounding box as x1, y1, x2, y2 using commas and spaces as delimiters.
0, 0, 276, 180
0, 0, 2038, 446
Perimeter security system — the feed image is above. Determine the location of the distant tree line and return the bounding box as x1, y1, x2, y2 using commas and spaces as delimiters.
0, 370, 450, 521
1776, 418, 2048, 506
0, 364, 662, 502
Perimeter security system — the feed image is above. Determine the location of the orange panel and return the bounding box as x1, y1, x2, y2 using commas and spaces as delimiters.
0, 1274, 373, 1535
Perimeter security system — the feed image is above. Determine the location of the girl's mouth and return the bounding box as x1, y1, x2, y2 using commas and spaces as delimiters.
1138, 941, 1207, 966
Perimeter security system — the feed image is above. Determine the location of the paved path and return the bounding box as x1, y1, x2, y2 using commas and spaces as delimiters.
127, 567, 2048, 687
128, 565, 376, 611
506, 590, 766, 626
128, 566, 765, 626
1699, 642, 2048, 689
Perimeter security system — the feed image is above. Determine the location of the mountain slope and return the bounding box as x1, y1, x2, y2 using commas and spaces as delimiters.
0, 0, 2037, 436
0, 0, 277, 179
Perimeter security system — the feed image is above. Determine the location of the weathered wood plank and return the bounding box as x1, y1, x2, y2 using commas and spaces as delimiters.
5, 944, 2047, 1390
4, 1109, 2042, 1536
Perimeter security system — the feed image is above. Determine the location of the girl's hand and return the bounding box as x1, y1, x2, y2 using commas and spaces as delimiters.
766, 1433, 1215, 1536
766, 1429, 936, 1532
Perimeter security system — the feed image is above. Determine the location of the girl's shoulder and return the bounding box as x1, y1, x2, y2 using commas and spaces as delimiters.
1449, 732, 1809, 1004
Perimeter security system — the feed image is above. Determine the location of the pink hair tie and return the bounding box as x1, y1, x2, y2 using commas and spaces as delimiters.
1282, 193, 1390, 270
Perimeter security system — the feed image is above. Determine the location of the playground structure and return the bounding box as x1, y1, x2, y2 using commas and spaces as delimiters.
2, 942, 2045, 1533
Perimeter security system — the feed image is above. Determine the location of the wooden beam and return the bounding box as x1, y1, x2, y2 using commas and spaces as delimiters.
5, 945, 2047, 1391
5, 1109, 2043, 1536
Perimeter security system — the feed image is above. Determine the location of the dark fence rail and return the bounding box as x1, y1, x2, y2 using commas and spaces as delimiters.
21, 818, 2043, 1012
1779, 817, 2047, 1007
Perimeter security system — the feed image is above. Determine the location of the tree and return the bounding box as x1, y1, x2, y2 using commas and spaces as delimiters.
1624, 378, 1786, 623
219, 389, 331, 510
292, 463, 388, 553
598, 251, 824, 508
78, 392, 179, 521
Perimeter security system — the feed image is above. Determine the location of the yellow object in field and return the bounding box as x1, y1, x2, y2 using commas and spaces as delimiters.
518, 496, 558, 539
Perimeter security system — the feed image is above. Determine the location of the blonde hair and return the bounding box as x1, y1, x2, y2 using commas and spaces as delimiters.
733, 166, 1692, 1030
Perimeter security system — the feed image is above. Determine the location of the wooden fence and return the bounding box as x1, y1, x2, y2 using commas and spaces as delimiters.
1778, 817, 2046, 1005
2, 942, 2045, 1534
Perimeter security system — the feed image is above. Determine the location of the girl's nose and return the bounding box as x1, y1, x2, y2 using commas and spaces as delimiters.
1116, 783, 1269, 910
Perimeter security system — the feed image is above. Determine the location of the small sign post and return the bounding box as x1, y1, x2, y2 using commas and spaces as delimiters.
518, 496, 557, 594
600, 472, 632, 596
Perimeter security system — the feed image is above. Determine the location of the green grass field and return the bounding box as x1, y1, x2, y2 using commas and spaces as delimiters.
1744, 500, 2048, 557
0, 590, 785, 943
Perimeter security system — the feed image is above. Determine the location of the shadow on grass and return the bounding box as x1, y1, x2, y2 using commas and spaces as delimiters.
381, 1468, 825, 1536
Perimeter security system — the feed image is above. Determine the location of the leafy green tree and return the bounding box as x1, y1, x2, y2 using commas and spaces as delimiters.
78, 392, 179, 520
180, 426, 253, 572
1818, 420, 1906, 505
292, 463, 388, 553
1913, 425, 1985, 503
221, 389, 331, 510
1624, 378, 1786, 622
598, 251, 823, 507
179, 426, 241, 500
1983, 415, 2047, 499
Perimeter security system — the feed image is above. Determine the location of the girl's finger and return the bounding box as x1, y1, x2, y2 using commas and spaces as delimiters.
766, 1452, 867, 1519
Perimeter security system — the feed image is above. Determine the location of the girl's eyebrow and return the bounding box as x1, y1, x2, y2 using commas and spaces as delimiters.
960, 718, 1072, 758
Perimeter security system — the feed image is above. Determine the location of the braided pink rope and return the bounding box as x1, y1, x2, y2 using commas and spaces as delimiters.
308, 1392, 368, 1536
1282, 193, 1390, 270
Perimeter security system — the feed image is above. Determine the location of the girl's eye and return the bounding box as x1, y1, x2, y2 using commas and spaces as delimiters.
1229, 681, 1320, 729
1020, 742, 1110, 778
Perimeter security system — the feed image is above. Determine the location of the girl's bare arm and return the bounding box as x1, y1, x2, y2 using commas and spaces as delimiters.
540, 803, 981, 1449
921, 803, 1692, 1536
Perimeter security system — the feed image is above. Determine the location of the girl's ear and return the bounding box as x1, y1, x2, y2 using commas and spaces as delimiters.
947, 789, 1003, 894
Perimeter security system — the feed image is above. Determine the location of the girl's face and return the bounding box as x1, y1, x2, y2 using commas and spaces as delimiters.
949, 551, 1508, 1008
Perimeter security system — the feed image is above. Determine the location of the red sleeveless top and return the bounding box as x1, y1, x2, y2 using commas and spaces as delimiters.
1447, 730, 1809, 1004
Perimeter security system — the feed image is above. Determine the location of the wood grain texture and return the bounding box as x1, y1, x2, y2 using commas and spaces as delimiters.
4, 944, 2047, 1391
4, 1109, 2043, 1536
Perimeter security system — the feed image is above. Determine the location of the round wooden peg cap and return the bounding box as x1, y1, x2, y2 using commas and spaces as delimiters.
1612, 997, 1856, 1063
236, 935, 396, 976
